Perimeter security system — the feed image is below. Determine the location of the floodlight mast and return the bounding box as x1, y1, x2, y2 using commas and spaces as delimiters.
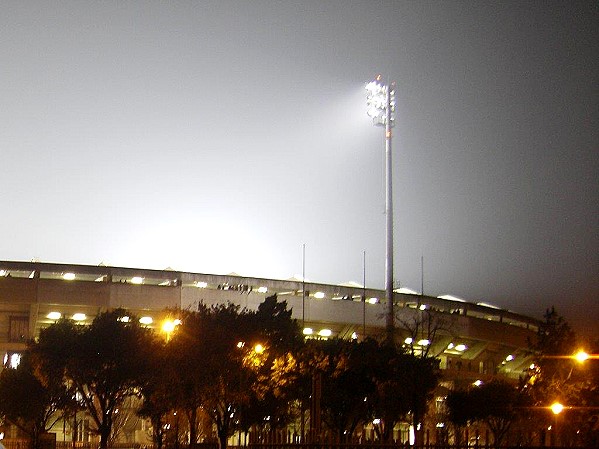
366, 75, 396, 345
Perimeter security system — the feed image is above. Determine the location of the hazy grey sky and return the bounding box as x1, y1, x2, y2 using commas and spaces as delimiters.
1, 1, 597, 335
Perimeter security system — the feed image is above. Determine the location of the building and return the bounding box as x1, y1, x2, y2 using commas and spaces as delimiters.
0, 260, 540, 444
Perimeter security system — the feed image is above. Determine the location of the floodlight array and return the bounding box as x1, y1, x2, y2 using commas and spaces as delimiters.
365, 77, 395, 127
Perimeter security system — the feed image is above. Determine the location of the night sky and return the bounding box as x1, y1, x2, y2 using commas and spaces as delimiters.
1, 1, 597, 336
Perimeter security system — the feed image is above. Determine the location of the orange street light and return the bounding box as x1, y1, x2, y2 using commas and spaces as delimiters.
550, 402, 564, 415
574, 350, 589, 363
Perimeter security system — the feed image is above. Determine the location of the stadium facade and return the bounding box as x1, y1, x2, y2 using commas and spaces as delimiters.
0, 260, 540, 444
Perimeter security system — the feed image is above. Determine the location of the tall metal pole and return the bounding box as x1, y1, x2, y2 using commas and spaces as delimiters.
366, 76, 396, 345
384, 83, 394, 345
362, 250, 366, 339
302, 243, 306, 327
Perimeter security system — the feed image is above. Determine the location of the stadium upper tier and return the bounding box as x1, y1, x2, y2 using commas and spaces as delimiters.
0, 260, 539, 382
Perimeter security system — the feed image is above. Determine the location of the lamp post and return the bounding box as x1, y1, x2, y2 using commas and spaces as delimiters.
550, 402, 564, 446
366, 75, 396, 344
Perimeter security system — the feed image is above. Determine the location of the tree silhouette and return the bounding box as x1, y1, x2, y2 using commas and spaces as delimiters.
31, 309, 154, 449
0, 352, 66, 449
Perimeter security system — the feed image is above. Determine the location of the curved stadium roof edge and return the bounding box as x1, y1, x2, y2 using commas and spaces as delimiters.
0, 260, 539, 329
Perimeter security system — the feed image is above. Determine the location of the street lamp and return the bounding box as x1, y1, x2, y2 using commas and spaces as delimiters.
549, 402, 564, 446
550, 402, 564, 415
366, 74, 396, 344
574, 350, 589, 363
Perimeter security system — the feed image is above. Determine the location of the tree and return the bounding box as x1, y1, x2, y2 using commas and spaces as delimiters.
244, 296, 304, 432
297, 338, 378, 440
368, 346, 439, 444
31, 309, 155, 449
447, 380, 531, 448
525, 307, 599, 446
445, 389, 474, 446
0, 353, 66, 449
137, 335, 176, 449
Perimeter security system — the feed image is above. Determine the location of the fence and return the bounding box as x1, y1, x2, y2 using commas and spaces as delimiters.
0, 439, 578, 449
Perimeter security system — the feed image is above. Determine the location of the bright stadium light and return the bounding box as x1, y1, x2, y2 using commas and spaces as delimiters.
47, 311, 62, 320
366, 74, 397, 344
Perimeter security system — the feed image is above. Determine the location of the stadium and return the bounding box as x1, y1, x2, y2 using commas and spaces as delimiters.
0, 260, 540, 445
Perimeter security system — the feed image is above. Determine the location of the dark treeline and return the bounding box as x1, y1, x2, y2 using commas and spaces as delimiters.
0, 300, 596, 449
